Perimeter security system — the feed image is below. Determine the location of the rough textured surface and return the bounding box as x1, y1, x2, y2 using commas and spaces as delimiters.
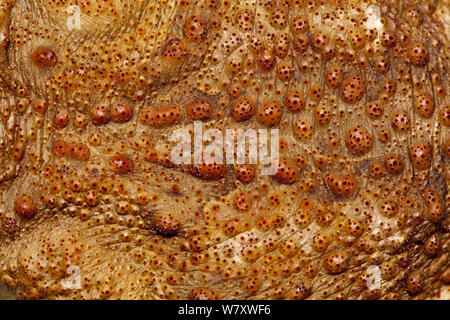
0, 0, 449, 300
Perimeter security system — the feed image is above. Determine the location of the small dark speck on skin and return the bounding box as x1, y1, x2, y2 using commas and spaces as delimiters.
61, 166, 70, 175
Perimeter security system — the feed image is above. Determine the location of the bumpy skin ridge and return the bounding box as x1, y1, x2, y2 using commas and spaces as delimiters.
0, 0, 448, 299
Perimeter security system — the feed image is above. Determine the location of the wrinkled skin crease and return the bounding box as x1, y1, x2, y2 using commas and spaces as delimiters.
0, 0, 448, 300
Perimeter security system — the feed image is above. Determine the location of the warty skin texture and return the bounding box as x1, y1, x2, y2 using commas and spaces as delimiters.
0, 0, 449, 300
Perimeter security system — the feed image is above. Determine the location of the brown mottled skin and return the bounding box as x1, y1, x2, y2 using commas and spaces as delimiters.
0, 0, 448, 300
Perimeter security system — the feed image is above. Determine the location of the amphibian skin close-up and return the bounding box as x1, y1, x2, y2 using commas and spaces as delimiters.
0, 0, 448, 300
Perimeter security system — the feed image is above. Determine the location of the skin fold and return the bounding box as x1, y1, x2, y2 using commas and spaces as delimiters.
0, 0, 448, 300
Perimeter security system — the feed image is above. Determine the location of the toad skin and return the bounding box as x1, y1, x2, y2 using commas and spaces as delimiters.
0, 0, 448, 299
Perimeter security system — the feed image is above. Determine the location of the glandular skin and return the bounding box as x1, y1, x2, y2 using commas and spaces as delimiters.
0, 0, 448, 300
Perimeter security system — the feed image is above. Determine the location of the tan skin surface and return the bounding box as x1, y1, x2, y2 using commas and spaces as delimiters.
0, 0, 448, 299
